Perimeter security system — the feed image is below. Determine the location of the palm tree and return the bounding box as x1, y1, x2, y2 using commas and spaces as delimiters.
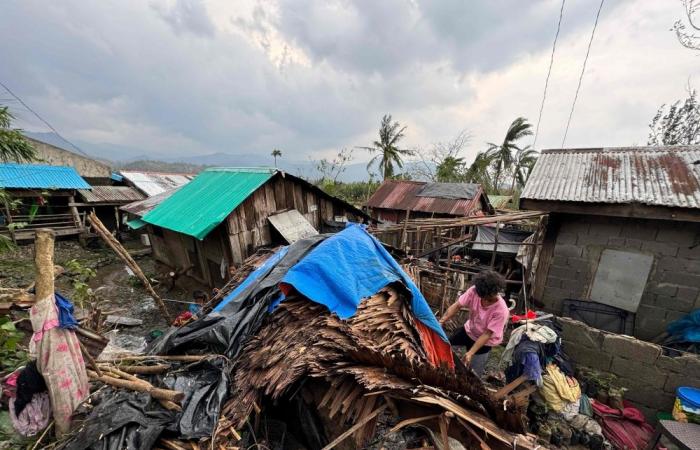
0, 105, 36, 252
464, 151, 496, 193
436, 155, 465, 182
359, 114, 413, 180
271, 149, 282, 167
0, 106, 36, 162
486, 117, 532, 192
509, 146, 539, 193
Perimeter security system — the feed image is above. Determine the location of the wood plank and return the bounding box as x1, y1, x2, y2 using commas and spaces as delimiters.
273, 177, 287, 210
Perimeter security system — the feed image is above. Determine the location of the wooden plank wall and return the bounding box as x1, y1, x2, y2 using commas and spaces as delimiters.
226, 176, 364, 264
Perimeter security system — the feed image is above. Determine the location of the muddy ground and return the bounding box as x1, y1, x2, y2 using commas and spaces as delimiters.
1, 237, 199, 352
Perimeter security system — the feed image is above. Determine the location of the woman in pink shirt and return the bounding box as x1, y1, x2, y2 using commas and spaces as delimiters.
439, 271, 509, 377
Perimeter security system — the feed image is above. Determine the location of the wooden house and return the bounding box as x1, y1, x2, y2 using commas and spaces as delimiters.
138, 168, 373, 288
0, 163, 91, 241
365, 180, 492, 224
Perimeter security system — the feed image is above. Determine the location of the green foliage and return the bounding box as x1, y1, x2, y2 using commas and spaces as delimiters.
359, 114, 414, 180
315, 148, 353, 183
436, 155, 466, 182
0, 106, 37, 163
648, 88, 700, 145
0, 315, 27, 372
486, 117, 533, 191
316, 179, 380, 206
65, 259, 97, 308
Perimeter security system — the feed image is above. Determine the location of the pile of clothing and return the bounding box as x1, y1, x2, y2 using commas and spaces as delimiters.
2, 361, 50, 437
502, 320, 611, 448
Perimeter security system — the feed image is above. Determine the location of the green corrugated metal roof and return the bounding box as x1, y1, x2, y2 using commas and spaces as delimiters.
126, 218, 147, 230
142, 168, 276, 239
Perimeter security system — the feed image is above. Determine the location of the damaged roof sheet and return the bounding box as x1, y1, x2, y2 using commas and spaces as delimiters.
118, 170, 194, 197
366, 180, 484, 215
120, 187, 180, 217
143, 168, 275, 239
521, 146, 700, 209
78, 186, 145, 204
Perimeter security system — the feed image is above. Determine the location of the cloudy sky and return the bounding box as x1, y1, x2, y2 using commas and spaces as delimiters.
1, 0, 698, 167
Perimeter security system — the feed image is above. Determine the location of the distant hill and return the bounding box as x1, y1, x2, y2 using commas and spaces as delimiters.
116, 159, 208, 174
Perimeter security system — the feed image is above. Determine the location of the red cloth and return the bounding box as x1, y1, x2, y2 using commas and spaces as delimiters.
172, 311, 194, 327
414, 320, 455, 370
510, 310, 537, 323
592, 400, 654, 450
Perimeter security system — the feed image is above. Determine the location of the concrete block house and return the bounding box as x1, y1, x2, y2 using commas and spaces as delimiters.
521, 146, 700, 340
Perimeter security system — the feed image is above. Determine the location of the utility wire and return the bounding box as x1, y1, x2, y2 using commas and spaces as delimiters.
0, 81, 91, 157
532, 0, 566, 150
561, 0, 605, 148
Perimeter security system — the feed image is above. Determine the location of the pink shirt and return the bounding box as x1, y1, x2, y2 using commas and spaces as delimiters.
458, 286, 509, 346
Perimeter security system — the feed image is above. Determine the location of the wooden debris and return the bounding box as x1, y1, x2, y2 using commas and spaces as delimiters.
86, 369, 184, 403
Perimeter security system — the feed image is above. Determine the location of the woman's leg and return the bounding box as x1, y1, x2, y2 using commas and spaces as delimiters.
470, 351, 490, 378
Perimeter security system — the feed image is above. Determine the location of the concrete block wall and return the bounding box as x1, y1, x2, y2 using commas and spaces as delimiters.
541, 215, 700, 340
559, 317, 700, 421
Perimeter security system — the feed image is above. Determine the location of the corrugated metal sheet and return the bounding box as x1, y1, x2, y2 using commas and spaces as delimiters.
268, 209, 318, 243
143, 168, 276, 239
488, 195, 513, 209
120, 187, 181, 217
521, 146, 700, 208
119, 170, 194, 197
0, 163, 91, 190
78, 186, 146, 204
365, 180, 483, 215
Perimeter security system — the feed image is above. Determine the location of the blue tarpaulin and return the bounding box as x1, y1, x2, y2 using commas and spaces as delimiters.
281, 224, 448, 341
212, 247, 289, 313
667, 309, 700, 343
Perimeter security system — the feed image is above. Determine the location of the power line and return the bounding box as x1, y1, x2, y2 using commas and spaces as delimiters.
533, 0, 566, 150
561, 0, 605, 148
0, 81, 91, 157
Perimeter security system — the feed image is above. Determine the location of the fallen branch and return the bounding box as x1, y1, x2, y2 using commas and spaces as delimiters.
321, 404, 387, 450
88, 212, 171, 322
98, 354, 211, 363
87, 370, 184, 403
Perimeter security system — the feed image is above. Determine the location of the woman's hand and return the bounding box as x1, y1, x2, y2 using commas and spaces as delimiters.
463, 352, 473, 366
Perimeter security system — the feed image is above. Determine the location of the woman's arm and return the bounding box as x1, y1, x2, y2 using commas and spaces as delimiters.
439, 301, 462, 325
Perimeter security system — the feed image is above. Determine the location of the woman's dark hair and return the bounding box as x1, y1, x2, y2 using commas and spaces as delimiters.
192, 289, 208, 301
473, 271, 505, 298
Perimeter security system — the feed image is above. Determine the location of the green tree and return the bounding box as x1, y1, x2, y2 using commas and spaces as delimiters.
435, 155, 466, 182
464, 151, 496, 193
509, 145, 539, 192
359, 114, 413, 180
0, 106, 36, 163
271, 149, 282, 167
0, 105, 37, 252
648, 88, 700, 145
486, 117, 532, 191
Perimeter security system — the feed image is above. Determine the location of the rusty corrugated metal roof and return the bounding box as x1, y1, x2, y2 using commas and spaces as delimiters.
521, 146, 700, 208
365, 180, 484, 215
78, 186, 145, 204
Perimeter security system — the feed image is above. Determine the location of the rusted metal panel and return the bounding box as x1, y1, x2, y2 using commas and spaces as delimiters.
78, 186, 145, 204
366, 180, 484, 216
521, 146, 700, 209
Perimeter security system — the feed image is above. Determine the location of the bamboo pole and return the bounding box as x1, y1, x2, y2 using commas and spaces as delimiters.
34, 229, 55, 301
88, 212, 171, 322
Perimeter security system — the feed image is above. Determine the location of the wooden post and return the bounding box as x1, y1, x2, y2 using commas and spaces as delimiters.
68, 195, 82, 231
400, 209, 410, 251
490, 221, 500, 269
2, 198, 16, 244
35, 229, 55, 301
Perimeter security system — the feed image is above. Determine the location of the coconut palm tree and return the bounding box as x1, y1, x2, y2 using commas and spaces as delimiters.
271, 149, 282, 167
464, 151, 496, 193
509, 145, 539, 193
359, 114, 413, 180
486, 117, 532, 192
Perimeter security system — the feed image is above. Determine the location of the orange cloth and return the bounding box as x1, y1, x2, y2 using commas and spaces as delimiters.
415, 320, 455, 370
